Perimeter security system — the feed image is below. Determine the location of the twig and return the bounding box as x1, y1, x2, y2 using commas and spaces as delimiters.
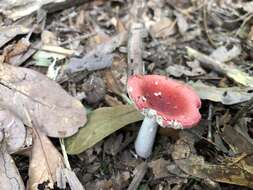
59, 32, 96, 46
235, 13, 253, 37
207, 103, 213, 141
60, 138, 71, 170
203, 0, 217, 47
127, 23, 145, 76
127, 162, 148, 190
127, 0, 146, 76
30, 46, 77, 57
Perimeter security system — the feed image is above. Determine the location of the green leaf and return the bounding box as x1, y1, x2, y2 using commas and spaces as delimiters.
65, 105, 143, 154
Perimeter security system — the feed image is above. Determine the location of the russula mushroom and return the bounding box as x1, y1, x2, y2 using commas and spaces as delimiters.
127, 75, 201, 158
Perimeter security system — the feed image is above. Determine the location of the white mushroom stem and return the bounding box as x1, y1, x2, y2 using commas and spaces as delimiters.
135, 117, 158, 158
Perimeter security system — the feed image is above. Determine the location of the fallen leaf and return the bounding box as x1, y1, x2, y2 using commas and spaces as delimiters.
226, 68, 253, 88
148, 158, 170, 179
0, 108, 26, 153
0, 25, 30, 48
186, 60, 206, 75
210, 45, 241, 63
57, 168, 85, 190
65, 104, 144, 154
241, 1, 253, 13
41, 30, 58, 45
0, 142, 25, 190
103, 134, 123, 155
104, 70, 123, 96
0, 64, 86, 138
82, 75, 106, 105
66, 53, 113, 73
222, 124, 253, 163
150, 18, 176, 38
187, 47, 253, 87
0, 0, 87, 20
166, 63, 205, 77
105, 95, 123, 106
9, 41, 41, 66
28, 129, 64, 190
172, 131, 253, 188
174, 11, 188, 35
248, 25, 253, 41
190, 81, 253, 105
4, 38, 30, 63
128, 162, 148, 190
63, 31, 127, 76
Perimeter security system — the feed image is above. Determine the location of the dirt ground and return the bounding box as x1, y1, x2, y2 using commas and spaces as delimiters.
2, 0, 253, 189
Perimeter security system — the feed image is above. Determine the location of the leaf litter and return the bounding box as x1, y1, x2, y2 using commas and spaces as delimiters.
1, 0, 253, 189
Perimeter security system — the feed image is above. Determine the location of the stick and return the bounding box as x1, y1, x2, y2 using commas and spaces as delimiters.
127, 0, 146, 76
127, 22, 145, 76
127, 162, 148, 190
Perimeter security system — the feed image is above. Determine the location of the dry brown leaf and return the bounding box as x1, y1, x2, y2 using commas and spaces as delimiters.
174, 11, 188, 35
105, 95, 123, 106
148, 158, 170, 179
0, 108, 26, 153
41, 30, 58, 45
0, 25, 30, 48
104, 70, 123, 96
166, 63, 205, 77
150, 18, 176, 38
0, 64, 86, 138
4, 38, 30, 63
28, 129, 64, 190
57, 168, 84, 190
0, 142, 25, 190
103, 134, 123, 156
10, 41, 41, 66
210, 45, 241, 63
82, 75, 106, 105
248, 25, 253, 41
172, 131, 253, 188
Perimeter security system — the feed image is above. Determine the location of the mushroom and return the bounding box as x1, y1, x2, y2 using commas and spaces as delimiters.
127, 75, 201, 158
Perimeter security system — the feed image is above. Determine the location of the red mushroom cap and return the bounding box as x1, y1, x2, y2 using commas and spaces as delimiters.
127, 75, 201, 129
